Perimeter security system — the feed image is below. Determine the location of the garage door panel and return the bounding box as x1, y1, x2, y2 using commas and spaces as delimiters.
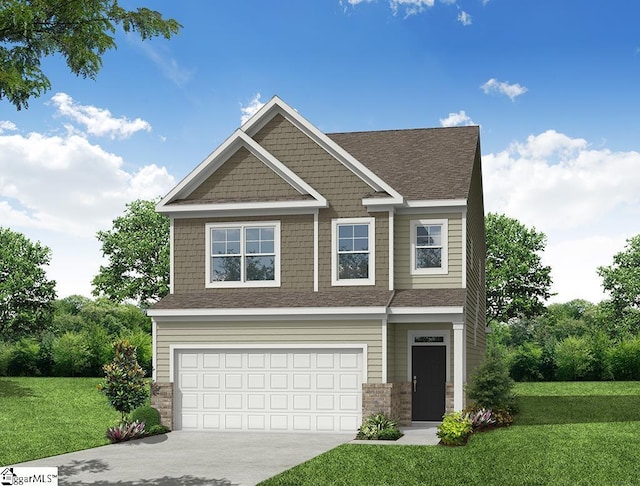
176, 348, 363, 432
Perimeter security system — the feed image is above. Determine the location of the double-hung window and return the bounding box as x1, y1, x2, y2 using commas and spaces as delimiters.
411, 219, 448, 275
331, 217, 375, 286
206, 221, 280, 287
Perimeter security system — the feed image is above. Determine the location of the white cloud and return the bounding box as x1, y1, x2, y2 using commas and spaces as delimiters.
483, 130, 640, 303
51, 93, 152, 139
240, 93, 266, 125
0, 126, 175, 238
440, 110, 475, 127
0, 121, 17, 134
390, 0, 435, 17
481, 78, 528, 100
458, 10, 472, 25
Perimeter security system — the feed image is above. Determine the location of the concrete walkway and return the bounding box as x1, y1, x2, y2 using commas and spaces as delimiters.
14, 426, 439, 485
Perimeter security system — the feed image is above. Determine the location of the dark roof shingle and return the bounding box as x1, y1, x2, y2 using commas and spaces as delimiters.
328, 126, 479, 200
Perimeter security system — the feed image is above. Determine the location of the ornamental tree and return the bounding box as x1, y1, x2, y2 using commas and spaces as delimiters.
99, 339, 148, 422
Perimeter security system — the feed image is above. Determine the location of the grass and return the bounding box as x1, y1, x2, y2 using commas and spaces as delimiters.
0, 377, 120, 467
260, 381, 640, 486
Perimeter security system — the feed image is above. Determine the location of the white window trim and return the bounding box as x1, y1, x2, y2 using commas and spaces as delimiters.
205, 221, 281, 288
331, 217, 375, 286
410, 219, 448, 275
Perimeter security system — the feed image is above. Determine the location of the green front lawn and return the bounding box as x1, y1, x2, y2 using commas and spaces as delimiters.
260, 382, 640, 486
0, 377, 120, 466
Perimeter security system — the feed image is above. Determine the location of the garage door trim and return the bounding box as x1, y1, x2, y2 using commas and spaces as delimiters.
169, 343, 368, 383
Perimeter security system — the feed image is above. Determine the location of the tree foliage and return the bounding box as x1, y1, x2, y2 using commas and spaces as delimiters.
598, 234, 640, 314
99, 338, 148, 421
486, 213, 553, 323
0, 227, 57, 340
1, 0, 181, 109
92, 199, 169, 307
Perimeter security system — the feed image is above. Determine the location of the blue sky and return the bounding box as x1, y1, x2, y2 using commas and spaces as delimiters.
1, 0, 639, 304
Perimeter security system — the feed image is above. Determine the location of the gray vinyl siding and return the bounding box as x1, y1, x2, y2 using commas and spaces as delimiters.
155, 320, 383, 383
464, 148, 487, 380
388, 323, 454, 383
394, 213, 464, 289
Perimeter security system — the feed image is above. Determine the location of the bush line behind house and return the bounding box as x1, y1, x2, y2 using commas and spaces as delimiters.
0, 296, 152, 377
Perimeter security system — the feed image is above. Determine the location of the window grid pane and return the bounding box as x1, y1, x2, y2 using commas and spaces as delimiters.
210, 225, 277, 283
415, 224, 443, 269
337, 223, 370, 280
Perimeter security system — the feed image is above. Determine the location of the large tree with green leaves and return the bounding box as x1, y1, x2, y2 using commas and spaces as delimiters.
0, 227, 57, 339
1, 0, 181, 110
92, 199, 169, 307
486, 213, 553, 323
598, 234, 640, 313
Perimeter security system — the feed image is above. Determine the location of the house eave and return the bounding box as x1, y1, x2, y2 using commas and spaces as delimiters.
157, 199, 328, 218
148, 306, 389, 321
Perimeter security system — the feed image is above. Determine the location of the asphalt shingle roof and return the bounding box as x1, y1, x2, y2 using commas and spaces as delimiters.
328, 125, 479, 201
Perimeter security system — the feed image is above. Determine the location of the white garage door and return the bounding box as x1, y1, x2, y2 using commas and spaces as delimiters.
175, 348, 363, 432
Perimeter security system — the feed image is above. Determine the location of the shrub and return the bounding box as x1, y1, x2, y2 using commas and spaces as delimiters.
465, 408, 497, 431
587, 331, 613, 380
99, 339, 148, 421
146, 424, 170, 436
607, 337, 640, 380
509, 342, 543, 381
555, 336, 593, 380
106, 420, 146, 443
437, 412, 472, 446
466, 348, 516, 411
120, 327, 152, 377
356, 412, 402, 440
130, 406, 161, 428
52, 332, 90, 376
7, 337, 40, 376
0, 341, 13, 376
492, 409, 515, 427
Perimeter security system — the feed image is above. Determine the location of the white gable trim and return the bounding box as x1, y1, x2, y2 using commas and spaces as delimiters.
242, 96, 404, 202
157, 129, 327, 213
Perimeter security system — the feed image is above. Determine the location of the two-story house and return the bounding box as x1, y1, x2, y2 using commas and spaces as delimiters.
148, 96, 486, 432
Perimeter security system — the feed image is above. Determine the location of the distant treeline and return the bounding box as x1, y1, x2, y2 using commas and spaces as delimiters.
491, 300, 640, 381
0, 296, 151, 377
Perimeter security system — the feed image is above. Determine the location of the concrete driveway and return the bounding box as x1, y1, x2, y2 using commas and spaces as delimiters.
15, 431, 351, 485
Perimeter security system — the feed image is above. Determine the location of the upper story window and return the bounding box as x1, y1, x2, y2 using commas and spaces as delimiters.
411, 219, 448, 275
205, 221, 280, 287
331, 217, 375, 286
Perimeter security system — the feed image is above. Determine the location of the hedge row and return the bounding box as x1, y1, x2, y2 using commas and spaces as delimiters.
507, 334, 640, 381
0, 328, 152, 377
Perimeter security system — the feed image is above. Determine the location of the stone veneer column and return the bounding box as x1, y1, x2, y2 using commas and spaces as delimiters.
362, 383, 412, 426
151, 382, 174, 430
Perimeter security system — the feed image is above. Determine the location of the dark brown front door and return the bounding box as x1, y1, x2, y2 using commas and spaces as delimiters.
411, 346, 446, 421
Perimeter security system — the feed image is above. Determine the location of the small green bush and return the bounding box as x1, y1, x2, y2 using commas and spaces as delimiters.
437, 412, 472, 446
130, 406, 161, 428
356, 412, 402, 440
555, 336, 593, 380
0, 341, 13, 376
146, 424, 170, 435
607, 337, 640, 380
509, 342, 543, 382
52, 332, 90, 376
7, 338, 41, 376
466, 348, 516, 411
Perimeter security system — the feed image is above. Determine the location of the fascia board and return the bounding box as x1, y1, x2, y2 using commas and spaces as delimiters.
156, 199, 327, 216
157, 129, 245, 210
156, 127, 327, 211
242, 96, 404, 201
148, 306, 389, 320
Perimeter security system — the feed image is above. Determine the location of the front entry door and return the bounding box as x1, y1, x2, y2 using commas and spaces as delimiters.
411, 346, 446, 421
